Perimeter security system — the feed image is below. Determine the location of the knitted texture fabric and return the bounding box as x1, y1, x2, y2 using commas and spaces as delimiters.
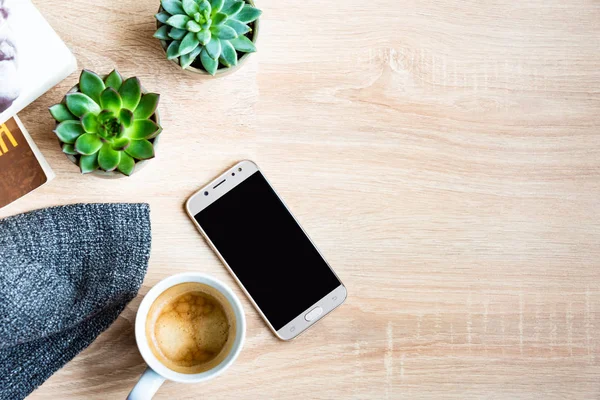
0, 203, 152, 400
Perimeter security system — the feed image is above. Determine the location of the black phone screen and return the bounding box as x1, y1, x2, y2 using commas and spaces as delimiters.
194, 171, 341, 330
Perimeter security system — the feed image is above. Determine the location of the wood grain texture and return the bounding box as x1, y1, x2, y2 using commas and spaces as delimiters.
1, 0, 599, 398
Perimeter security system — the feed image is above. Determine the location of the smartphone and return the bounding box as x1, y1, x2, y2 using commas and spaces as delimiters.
186, 160, 347, 340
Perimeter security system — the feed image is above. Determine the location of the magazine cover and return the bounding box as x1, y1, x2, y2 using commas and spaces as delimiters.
0, 0, 77, 123
0, 115, 55, 209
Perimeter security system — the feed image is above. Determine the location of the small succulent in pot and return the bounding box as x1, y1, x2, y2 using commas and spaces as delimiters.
154, 0, 262, 75
49, 70, 161, 176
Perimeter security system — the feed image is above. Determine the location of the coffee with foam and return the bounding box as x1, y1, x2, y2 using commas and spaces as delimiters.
146, 282, 236, 374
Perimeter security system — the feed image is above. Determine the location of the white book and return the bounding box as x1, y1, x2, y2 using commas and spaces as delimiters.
0, 0, 77, 124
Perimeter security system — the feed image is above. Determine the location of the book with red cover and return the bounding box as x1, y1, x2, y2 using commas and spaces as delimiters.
0, 116, 54, 209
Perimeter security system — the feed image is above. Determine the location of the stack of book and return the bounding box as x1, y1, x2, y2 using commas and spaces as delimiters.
0, 0, 76, 209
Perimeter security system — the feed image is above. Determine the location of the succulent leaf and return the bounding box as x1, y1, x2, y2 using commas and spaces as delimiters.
196, 29, 211, 45
182, 0, 200, 16
49, 104, 76, 122
168, 28, 187, 40
161, 0, 184, 15
111, 137, 131, 151
155, 11, 171, 23
205, 36, 221, 59
180, 45, 202, 69
55, 120, 85, 144
119, 78, 142, 111
154, 25, 170, 40
98, 109, 115, 121
225, 19, 250, 35
219, 39, 237, 67
213, 24, 237, 39
80, 153, 99, 174
230, 35, 256, 52
75, 133, 103, 155
120, 108, 134, 127
222, 0, 243, 16
167, 40, 181, 59
186, 20, 202, 32
198, 0, 211, 13
134, 93, 160, 120
79, 70, 105, 105
100, 88, 123, 114
166, 14, 191, 29
180, 31, 200, 55
200, 47, 218, 75
126, 120, 161, 140
62, 143, 78, 155
212, 12, 227, 25
126, 139, 155, 160
98, 142, 121, 171
236, 5, 261, 23
81, 113, 99, 133
104, 70, 124, 91
66, 93, 100, 118
118, 153, 135, 176
209, 0, 224, 13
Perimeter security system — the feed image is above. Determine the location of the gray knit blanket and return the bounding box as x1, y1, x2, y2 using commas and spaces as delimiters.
0, 203, 152, 400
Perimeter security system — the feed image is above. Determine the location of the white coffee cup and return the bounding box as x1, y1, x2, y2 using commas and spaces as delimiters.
127, 273, 246, 399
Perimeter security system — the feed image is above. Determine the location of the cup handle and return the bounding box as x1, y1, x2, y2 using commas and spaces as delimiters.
127, 367, 166, 400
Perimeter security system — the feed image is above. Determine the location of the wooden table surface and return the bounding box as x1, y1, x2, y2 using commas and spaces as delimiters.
2, 0, 599, 398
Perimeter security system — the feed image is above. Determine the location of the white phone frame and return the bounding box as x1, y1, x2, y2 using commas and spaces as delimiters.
185, 160, 347, 340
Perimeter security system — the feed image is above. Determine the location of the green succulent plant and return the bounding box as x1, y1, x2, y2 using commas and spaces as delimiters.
154, 0, 262, 75
49, 70, 161, 176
